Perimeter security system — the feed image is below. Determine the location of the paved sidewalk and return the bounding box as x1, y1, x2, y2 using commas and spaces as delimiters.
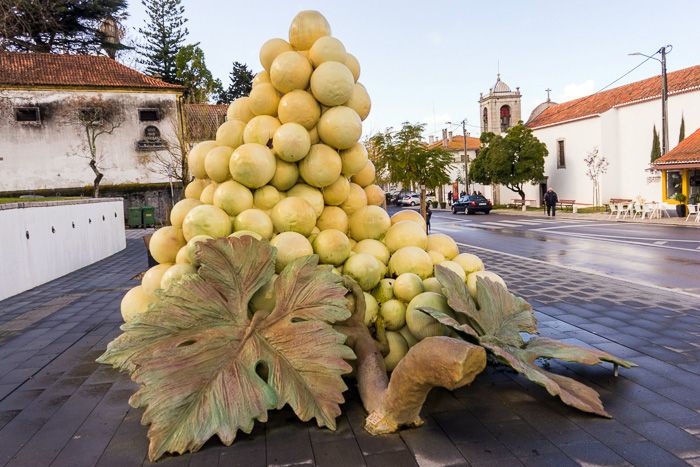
1, 228, 700, 466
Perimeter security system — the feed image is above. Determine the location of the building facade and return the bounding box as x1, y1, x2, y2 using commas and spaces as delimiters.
0, 52, 184, 194
651, 127, 700, 205
427, 132, 482, 201
526, 65, 700, 208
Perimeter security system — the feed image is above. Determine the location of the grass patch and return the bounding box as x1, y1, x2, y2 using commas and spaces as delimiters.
0, 197, 83, 204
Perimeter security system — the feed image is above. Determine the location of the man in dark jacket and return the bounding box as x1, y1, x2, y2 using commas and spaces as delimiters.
543, 188, 558, 217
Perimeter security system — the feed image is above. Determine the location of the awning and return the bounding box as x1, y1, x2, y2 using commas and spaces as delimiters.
647, 162, 700, 170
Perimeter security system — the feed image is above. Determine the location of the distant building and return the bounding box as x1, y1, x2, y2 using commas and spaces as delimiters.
0, 52, 184, 194
182, 103, 228, 143
426, 131, 481, 200
526, 65, 700, 207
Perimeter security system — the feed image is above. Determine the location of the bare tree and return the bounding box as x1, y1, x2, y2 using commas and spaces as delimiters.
584, 147, 608, 207
60, 95, 123, 197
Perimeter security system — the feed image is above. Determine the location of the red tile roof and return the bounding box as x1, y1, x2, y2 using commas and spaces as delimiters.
183, 104, 228, 142
652, 127, 700, 165
427, 135, 481, 151
0, 52, 184, 92
527, 64, 700, 129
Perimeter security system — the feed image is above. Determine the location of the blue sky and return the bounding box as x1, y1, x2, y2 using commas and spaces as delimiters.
124, 0, 700, 140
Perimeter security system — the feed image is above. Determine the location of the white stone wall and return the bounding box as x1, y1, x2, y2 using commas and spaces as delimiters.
530, 89, 700, 205
0, 199, 126, 301
0, 89, 180, 192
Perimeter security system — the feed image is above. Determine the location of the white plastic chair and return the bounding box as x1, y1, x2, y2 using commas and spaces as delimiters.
658, 203, 672, 218
620, 203, 635, 219
608, 203, 620, 219
687, 204, 699, 222
630, 203, 643, 219
640, 203, 656, 220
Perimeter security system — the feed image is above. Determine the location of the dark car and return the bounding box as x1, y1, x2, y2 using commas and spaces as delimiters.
452, 195, 492, 214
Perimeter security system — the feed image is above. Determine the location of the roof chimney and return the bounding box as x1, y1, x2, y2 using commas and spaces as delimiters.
448, 131, 453, 142
429, 135, 434, 144
442, 129, 448, 147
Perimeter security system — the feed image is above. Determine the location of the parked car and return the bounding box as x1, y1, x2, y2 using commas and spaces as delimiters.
399, 193, 435, 206
390, 190, 413, 205
451, 195, 492, 214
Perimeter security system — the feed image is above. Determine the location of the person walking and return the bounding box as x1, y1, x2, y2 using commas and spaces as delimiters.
543, 188, 558, 217
425, 205, 432, 233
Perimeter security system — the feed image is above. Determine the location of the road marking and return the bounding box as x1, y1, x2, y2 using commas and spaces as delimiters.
538, 230, 700, 253
481, 221, 529, 227
455, 242, 700, 298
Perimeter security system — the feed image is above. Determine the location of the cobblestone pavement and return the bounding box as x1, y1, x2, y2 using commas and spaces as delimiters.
1, 228, 700, 466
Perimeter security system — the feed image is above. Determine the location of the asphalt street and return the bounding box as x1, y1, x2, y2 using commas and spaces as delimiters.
397, 208, 700, 296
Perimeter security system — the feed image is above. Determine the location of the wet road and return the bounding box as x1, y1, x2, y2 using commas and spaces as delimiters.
399, 208, 700, 296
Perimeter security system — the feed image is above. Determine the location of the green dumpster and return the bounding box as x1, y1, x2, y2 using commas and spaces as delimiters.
127, 207, 142, 228
142, 206, 155, 227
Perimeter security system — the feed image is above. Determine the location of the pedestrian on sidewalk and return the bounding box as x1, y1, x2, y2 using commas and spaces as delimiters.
544, 188, 558, 217
426, 205, 432, 232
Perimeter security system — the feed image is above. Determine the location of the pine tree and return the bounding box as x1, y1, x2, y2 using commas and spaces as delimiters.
0, 0, 128, 54
650, 125, 661, 162
216, 62, 254, 104
138, 0, 189, 84
679, 115, 686, 143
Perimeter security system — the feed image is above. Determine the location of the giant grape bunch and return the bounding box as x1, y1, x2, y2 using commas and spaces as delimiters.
121, 10, 507, 371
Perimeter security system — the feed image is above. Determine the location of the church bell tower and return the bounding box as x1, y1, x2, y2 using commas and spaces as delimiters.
479, 74, 522, 134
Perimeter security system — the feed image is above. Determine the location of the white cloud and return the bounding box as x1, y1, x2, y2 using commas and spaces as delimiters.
558, 80, 595, 102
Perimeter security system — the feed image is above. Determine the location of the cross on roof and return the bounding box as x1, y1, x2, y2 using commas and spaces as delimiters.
546, 88, 551, 101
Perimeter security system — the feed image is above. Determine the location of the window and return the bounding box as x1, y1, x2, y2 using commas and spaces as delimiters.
483, 108, 488, 129
14, 107, 40, 123
139, 109, 160, 121
500, 105, 511, 131
666, 170, 682, 199
557, 139, 566, 168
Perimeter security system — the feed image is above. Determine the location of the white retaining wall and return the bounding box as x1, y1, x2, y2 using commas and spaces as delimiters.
0, 198, 126, 301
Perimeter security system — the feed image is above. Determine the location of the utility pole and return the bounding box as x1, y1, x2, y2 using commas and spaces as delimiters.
462, 120, 469, 193
447, 119, 470, 194
660, 46, 669, 155
630, 46, 671, 155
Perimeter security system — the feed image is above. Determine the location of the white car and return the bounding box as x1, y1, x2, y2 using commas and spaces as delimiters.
400, 193, 435, 206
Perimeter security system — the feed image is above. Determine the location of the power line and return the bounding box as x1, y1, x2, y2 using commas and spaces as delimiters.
533, 55, 656, 123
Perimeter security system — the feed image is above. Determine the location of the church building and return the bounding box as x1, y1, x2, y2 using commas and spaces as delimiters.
525, 65, 700, 209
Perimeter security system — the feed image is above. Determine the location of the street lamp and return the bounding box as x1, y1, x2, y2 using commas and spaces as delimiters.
446, 119, 469, 193
629, 45, 672, 155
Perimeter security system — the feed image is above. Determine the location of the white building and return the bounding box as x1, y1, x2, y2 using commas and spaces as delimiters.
526, 64, 700, 207
0, 52, 184, 194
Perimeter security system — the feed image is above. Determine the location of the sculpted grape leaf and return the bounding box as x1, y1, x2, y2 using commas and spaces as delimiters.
430, 264, 636, 418
482, 337, 636, 418
98, 236, 354, 461
435, 265, 538, 345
